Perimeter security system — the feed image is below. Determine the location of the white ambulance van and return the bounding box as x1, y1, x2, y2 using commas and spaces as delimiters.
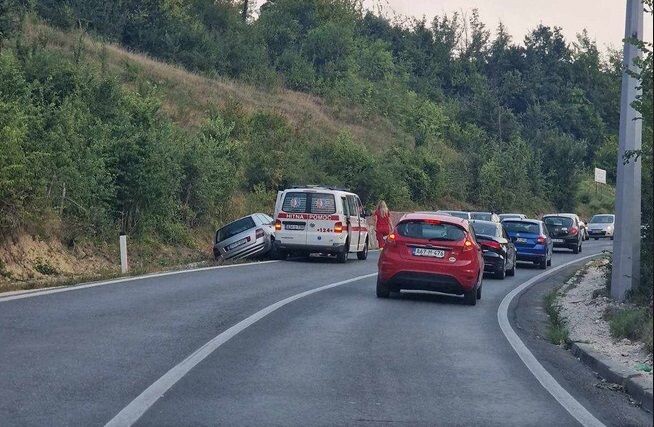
273, 186, 369, 263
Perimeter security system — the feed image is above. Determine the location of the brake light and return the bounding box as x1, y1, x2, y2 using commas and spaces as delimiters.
463, 238, 475, 251
274, 220, 282, 231
570, 226, 578, 235
334, 222, 344, 233
536, 235, 546, 244
482, 240, 502, 250
385, 233, 396, 247
255, 228, 264, 239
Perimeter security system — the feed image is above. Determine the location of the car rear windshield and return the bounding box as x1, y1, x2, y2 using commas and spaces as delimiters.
216, 216, 256, 242
503, 221, 540, 234
471, 212, 492, 221
396, 220, 466, 242
441, 211, 469, 219
590, 215, 614, 224
471, 222, 500, 237
282, 192, 336, 214
544, 216, 573, 228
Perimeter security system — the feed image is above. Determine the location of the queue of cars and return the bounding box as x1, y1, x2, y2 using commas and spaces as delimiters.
212, 185, 613, 306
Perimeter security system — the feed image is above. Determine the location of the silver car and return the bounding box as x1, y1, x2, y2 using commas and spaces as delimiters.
499, 213, 527, 221
587, 214, 615, 240
213, 213, 275, 261
470, 212, 500, 222
436, 210, 472, 220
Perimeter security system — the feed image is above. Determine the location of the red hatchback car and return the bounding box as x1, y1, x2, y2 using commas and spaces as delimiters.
376, 213, 484, 305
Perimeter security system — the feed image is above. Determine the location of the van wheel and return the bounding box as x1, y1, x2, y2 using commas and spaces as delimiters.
357, 239, 369, 260
337, 242, 349, 263
376, 277, 390, 298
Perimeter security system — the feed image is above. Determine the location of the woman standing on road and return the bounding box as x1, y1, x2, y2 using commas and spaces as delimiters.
374, 201, 393, 249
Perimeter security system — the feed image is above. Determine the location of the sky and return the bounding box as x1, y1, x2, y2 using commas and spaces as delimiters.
361, 0, 653, 51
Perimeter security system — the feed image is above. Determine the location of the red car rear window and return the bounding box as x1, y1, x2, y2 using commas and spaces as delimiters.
396, 220, 466, 242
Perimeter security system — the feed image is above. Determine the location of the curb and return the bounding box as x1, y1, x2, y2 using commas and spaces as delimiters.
570, 342, 653, 412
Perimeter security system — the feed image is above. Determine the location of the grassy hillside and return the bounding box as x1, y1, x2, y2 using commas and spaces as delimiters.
27, 20, 410, 152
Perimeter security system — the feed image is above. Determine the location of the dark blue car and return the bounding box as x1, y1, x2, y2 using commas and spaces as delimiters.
501, 219, 553, 269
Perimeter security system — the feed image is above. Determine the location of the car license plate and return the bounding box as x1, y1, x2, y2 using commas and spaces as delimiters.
227, 238, 247, 251
516, 238, 527, 243
413, 248, 445, 258
285, 224, 305, 230
553, 238, 564, 243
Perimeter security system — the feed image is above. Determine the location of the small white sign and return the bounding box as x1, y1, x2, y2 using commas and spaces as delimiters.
594, 168, 607, 184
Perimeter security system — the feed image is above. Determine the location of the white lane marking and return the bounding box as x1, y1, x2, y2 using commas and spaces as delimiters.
498, 254, 605, 427
0, 261, 279, 303
105, 272, 377, 427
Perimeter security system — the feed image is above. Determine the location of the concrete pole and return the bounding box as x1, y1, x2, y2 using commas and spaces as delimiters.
120, 234, 129, 274
611, 0, 644, 301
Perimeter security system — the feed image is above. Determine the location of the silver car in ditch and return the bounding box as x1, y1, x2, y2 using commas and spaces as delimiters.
213, 213, 275, 261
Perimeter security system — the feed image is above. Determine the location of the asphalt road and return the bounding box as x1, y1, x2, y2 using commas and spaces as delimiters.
1, 239, 647, 426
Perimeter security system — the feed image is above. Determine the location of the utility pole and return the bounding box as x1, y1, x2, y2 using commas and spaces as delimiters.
242, 0, 249, 22
611, 0, 644, 301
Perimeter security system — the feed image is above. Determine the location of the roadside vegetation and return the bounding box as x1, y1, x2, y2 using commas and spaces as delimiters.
545, 288, 570, 347
1, 0, 648, 285
605, 308, 653, 354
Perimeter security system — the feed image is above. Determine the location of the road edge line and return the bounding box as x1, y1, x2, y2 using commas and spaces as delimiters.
105, 272, 378, 427
497, 254, 606, 427
0, 260, 280, 303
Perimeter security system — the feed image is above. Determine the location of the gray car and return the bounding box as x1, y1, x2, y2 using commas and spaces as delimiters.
213, 213, 275, 261
470, 212, 500, 222
587, 214, 615, 240
435, 210, 472, 220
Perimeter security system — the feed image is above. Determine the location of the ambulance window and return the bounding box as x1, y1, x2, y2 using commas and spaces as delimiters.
341, 197, 349, 216
310, 193, 336, 214
282, 192, 308, 213
356, 197, 364, 215
346, 195, 357, 217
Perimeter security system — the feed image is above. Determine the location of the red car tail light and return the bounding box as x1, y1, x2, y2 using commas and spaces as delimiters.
274, 220, 282, 231
463, 238, 475, 251
255, 228, 264, 239
536, 235, 547, 244
334, 222, 344, 233
570, 226, 578, 235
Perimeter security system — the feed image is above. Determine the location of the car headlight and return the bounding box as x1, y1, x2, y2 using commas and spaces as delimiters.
607, 225, 614, 232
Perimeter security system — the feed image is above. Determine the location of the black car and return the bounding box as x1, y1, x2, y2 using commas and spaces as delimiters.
470, 220, 517, 280
542, 214, 583, 254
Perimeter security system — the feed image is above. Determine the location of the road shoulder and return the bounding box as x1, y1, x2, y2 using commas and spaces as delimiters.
509, 261, 652, 426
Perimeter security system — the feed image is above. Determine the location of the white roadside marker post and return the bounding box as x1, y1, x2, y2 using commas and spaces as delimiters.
120, 234, 129, 274
611, 0, 644, 301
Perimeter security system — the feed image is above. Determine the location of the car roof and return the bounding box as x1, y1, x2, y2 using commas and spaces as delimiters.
437, 210, 467, 214
471, 211, 493, 214
544, 213, 576, 218
470, 219, 499, 225
400, 212, 468, 226
502, 218, 541, 224
282, 187, 355, 196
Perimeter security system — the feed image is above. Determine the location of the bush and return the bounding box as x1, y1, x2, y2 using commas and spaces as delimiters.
545, 289, 569, 346
608, 308, 650, 342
